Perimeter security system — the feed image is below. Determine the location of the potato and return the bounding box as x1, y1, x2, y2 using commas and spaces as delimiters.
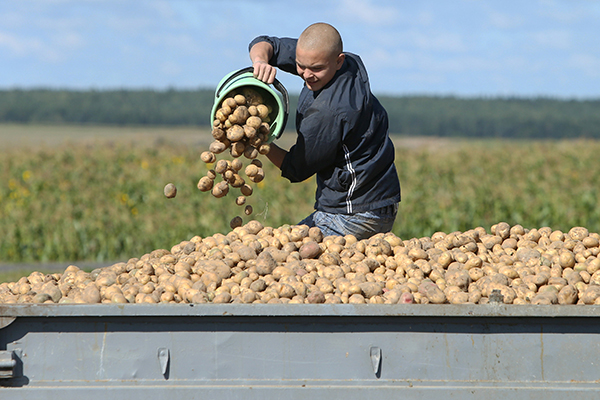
163, 183, 177, 199
205, 169, 217, 180
211, 181, 229, 198
246, 116, 262, 130
227, 125, 245, 142
197, 176, 214, 192
244, 205, 253, 216
243, 125, 257, 139
558, 284, 578, 304
234, 94, 246, 105
240, 184, 253, 197
223, 97, 237, 109
224, 169, 235, 181
418, 281, 446, 304
228, 113, 240, 125
258, 143, 271, 155
231, 158, 243, 172
245, 164, 259, 177
214, 159, 229, 174
200, 151, 216, 164
209, 140, 227, 154
230, 173, 245, 188
230, 216, 243, 230
248, 135, 263, 148
236, 196, 246, 206
248, 105, 258, 116
256, 251, 277, 275
82, 285, 101, 304
244, 146, 259, 160
212, 127, 226, 141
299, 241, 322, 259
230, 141, 246, 158
233, 106, 250, 124
559, 251, 576, 268
241, 87, 263, 105
7, 220, 600, 306
249, 169, 265, 183
215, 109, 227, 123
257, 104, 269, 119
306, 290, 326, 304
259, 122, 270, 135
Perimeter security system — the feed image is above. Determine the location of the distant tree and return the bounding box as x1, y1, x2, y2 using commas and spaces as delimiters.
1, 89, 599, 138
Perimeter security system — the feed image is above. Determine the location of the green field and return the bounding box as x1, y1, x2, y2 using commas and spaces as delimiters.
2, 124, 600, 279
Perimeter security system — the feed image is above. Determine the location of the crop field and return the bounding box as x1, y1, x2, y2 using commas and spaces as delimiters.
1, 123, 600, 278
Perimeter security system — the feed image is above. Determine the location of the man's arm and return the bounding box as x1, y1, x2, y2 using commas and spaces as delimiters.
249, 41, 277, 84
265, 143, 287, 169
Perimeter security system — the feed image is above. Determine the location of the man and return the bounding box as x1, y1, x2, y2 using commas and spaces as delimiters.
249, 23, 401, 240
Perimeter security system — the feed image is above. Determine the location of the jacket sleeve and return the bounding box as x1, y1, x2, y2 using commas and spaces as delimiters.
248, 36, 299, 76
280, 107, 346, 183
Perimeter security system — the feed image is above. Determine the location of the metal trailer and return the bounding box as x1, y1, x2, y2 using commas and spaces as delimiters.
1, 303, 599, 399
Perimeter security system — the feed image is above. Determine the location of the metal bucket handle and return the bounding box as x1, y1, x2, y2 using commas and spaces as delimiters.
216, 66, 289, 134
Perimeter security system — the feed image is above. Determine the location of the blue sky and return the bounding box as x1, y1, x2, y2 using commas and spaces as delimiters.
1, 0, 599, 98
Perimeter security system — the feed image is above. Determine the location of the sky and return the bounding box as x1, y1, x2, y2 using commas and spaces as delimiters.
1, 0, 599, 98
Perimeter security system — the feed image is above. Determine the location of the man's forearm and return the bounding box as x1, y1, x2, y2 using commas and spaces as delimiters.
265, 143, 287, 169
250, 41, 276, 84
249, 41, 273, 64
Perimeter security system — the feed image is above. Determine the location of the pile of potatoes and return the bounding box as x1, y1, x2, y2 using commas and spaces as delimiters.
197, 88, 274, 227
2, 221, 600, 305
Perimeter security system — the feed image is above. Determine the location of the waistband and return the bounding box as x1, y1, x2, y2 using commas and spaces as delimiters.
374, 203, 398, 215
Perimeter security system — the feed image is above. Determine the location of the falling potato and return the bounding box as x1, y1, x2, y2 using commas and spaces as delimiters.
164, 183, 177, 199
196, 88, 274, 224
230, 216, 243, 229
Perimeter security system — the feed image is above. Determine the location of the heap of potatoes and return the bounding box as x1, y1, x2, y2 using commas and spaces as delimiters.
197, 88, 274, 227
2, 221, 600, 305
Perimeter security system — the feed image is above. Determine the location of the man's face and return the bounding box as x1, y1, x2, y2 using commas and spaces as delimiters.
296, 46, 345, 92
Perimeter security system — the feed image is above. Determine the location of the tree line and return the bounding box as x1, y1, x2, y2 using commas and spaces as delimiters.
1, 88, 599, 138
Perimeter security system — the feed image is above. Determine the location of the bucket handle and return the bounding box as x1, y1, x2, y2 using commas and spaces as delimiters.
216, 67, 289, 134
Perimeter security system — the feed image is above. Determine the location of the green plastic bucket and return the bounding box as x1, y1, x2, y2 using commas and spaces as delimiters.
211, 67, 289, 143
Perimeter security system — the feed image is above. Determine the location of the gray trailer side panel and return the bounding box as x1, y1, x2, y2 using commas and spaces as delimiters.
1, 304, 599, 399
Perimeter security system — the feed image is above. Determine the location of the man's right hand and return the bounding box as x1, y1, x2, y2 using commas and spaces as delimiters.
252, 60, 277, 84
249, 41, 276, 84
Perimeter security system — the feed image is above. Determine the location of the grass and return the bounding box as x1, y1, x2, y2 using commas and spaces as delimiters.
1, 123, 600, 282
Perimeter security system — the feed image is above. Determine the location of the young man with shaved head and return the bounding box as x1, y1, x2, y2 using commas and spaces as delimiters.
249, 23, 401, 240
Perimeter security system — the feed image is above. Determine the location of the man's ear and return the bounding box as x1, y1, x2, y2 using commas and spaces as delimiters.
336, 53, 345, 70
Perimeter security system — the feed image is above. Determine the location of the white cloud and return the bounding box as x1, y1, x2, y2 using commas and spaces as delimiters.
149, 0, 177, 20
0, 31, 60, 62
52, 32, 85, 51
160, 60, 183, 76
363, 47, 414, 71
568, 54, 600, 78
531, 30, 571, 50
1, 0, 599, 97
537, 0, 598, 24
488, 11, 525, 29
337, 0, 400, 25
411, 31, 468, 53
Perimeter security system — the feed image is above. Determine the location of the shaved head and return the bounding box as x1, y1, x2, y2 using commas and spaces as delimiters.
298, 23, 343, 57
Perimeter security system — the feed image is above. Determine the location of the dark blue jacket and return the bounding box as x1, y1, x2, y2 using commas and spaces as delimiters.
249, 36, 401, 214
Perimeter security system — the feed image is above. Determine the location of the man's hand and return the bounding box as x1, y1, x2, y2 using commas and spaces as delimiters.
249, 41, 276, 84
253, 60, 277, 84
